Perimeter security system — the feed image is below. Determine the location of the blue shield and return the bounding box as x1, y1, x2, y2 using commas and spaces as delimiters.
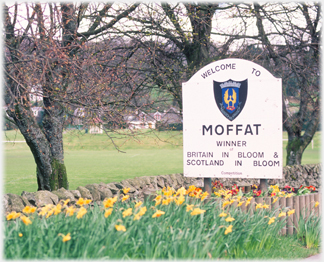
214, 79, 248, 121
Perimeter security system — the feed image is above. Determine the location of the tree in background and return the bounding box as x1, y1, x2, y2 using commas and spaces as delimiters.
246, 3, 321, 165
123, 2, 321, 165
4, 2, 140, 191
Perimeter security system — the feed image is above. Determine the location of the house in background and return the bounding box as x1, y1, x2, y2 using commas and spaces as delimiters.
29, 85, 43, 105
125, 107, 182, 130
89, 117, 103, 134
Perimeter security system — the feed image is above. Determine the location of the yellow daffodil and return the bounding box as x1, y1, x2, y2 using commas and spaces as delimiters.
272, 197, 279, 204
190, 208, 206, 216
134, 206, 147, 220
103, 197, 117, 208
76, 198, 91, 206
176, 187, 187, 196
163, 187, 174, 197
174, 195, 185, 205
53, 204, 62, 215
18, 233, 23, 237
46, 209, 54, 218
315, 201, 319, 208
38, 204, 53, 216
76, 207, 87, 219
138, 206, 147, 216
135, 201, 143, 208
236, 196, 242, 202
262, 204, 270, 209
186, 204, 194, 212
20, 215, 32, 225
59, 233, 71, 242
270, 185, 279, 193
62, 199, 70, 206
122, 195, 130, 202
162, 197, 173, 205
256, 203, 263, 210
123, 187, 130, 194
22, 206, 37, 214
237, 201, 244, 207
187, 185, 196, 194
222, 200, 231, 208
285, 193, 294, 198
245, 197, 253, 206
278, 211, 286, 218
225, 216, 235, 222
154, 195, 162, 201
104, 208, 113, 218
152, 210, 165, 218
201, 192, 209, 201
224, 225, 233, 235
76, 198, 85, 206
287, 209, 295, 216
122, 208, 133, 218
224, 194, 231, 200
219, 212, 227, 217
45, 204, 62, 218
268, 217, 276, 225
6, 211, 21, 221
115, 225, 126, 231
65, 206, 76, 217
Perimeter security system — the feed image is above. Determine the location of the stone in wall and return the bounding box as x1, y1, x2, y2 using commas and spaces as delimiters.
3, 164, 321, 214
77, 186, 93, 200
52, 188, 76, 204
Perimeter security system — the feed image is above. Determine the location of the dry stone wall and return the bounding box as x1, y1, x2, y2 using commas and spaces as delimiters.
3, 164, 320, 214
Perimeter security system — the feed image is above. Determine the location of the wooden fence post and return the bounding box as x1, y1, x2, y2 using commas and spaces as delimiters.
299, 195, 306, 220
310, 193, 315, 215
293, 195, 300, 234
271, 198, 279, 217
255, 197, 264, 213
249, 198, 256, 215
314, 193, 321, 216
286, 197, 294, 235
279, 197, 287, 235
305, 194, 310, 220
265, 197, 272, 211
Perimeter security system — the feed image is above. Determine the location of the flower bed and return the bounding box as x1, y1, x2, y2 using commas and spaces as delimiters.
210, 181, 321, 235
4, 184, 321, 259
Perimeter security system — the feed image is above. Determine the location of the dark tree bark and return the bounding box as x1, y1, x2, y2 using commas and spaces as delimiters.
4, 2, 139, 191
253, 3, 321, 165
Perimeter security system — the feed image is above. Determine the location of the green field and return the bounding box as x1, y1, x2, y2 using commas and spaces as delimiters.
2, 129, 321, 195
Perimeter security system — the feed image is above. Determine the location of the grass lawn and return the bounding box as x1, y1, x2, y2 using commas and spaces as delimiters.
2, 129, 321, 195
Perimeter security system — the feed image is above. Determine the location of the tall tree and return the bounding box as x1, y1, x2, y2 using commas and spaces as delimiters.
126, 2, 321, 165
4, 2, 140, 191
249, 3, 321, 165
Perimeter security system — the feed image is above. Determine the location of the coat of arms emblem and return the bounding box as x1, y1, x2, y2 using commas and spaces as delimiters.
214, 79, 248, 121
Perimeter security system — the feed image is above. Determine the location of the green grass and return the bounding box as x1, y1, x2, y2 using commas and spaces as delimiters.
2, 130, 321, 195
4, 196, 320, 259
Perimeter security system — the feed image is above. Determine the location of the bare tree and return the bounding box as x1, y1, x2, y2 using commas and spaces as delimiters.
4, 2, 140, 191
124, 2, 321, 165
244, 3, 321, 165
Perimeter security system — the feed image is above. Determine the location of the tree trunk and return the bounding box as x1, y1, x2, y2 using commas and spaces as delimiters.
42, 84, 68, 190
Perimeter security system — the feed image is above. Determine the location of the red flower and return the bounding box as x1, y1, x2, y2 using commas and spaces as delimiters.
271, 192, 276, 197
253, 190, 261, 197
284, 185, 294, 192
306, 186, 316, 191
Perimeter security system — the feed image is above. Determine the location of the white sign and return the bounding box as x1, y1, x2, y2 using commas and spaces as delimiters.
182, 58, 282, 179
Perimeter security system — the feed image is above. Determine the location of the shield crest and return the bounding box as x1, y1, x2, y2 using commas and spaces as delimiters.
214, 79, 248, 121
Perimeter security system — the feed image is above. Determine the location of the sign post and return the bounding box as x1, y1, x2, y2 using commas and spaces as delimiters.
182, 58, 282, 195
